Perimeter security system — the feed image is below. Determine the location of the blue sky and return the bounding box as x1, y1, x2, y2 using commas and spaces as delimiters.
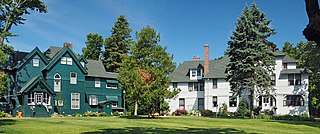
9, 0, 308, 64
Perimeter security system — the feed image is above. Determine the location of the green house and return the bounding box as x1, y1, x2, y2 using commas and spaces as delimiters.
2, 43, 123, 117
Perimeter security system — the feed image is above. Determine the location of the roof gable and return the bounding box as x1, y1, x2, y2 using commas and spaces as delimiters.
44, 47, 87, 74
86, 60, 118, 78
18, 75, 55, 95
13, 47, 49, 70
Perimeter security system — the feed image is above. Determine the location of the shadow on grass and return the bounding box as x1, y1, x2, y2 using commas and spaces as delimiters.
82, 127, 247, 134
0, 119, 17, 126
265, 120, 320, 129
120, 116, 168, 120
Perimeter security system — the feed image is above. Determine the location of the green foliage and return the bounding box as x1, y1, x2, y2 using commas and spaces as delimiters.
226, 3, 276, 118
112, 111, 122, 116
82, 33, 103, 60
172, 109, 188, 116
118, 26, 178, 115
0, 44, 13, 97
0, 111, 11, 117
50, 112, 63, 118
219, 103, 228, 116
253, 106, 262, 116
256, 114, 273, 119
0, 0, 47, 43
236, 97, 249, 117
103, 15, 132, 72
272, 114, 315, 122
187, 110, 201, 116
160, 101, 170, 112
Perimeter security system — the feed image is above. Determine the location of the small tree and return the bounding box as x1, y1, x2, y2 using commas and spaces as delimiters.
219, 103, 228, 116
237, 97, 249, 117
82, 33, 103, 60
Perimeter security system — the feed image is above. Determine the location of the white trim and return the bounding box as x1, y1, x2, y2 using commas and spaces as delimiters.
89, 95, 98, 105
67, 57, 73, 65
61, 57, 67, 64
95, 78, 100, 88
54, 73, 61, 92
71, 93, 80, 109
70, 72, 77, 84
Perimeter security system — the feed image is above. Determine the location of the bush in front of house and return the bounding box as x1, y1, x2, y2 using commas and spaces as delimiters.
0, 111, 11, 118
112, 111, 121, 116
218, 103, 229, 116
172, 109, 188, 116
83, 111, 99, 117
188, 109, 201, 116
272, 114, 316, 122
200, 109, 214, 117
236, 98, 249, 117
51, 112, 63, 118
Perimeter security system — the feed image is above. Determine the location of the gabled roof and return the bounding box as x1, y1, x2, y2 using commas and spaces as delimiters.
282, 55, 298, 63
18, 75, 55, 95
43, 47, 87, 74
44, 46, 80, 61
86, 60, 118, 79
13, 47, 49, 70
78, 56, 88, 63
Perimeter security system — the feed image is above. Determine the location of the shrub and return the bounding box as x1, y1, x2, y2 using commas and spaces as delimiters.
253, 106, 262, 116
172, 109, 188, 116
160, 102, 170, 112
0, 111, 11, 118
98, 112, 107, 117
272, 114, 315, 122
188, 110, 201, 116
256, 114, 273, 119
236, 97, 249, 117
83, 111, 98, 117
219, 103, 228, 116
112, 111, 121, 116
51, 112, 63, 118
125, 112, 132, 116
200, 109, 214, 117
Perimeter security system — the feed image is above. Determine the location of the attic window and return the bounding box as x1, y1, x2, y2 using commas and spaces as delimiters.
61, 57, 67, 64
80, 61, 85, 67
67, 57, 72, 65
192, 70, 196, 77
33, 58, 39, 67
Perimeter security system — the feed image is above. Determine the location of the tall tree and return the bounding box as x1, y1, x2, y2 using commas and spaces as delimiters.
103, 15, 132, 72
283, 41, 320, 117
118, 26, 179, 115
303, 0, 320, 46
0, 0, 47, 46
82, 33, 103, 60
226, 3, 276, 118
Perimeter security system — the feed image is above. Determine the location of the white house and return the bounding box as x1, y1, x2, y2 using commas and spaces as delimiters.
167, 44, 310, 115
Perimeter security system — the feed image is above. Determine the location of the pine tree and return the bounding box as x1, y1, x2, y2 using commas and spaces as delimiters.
82, 33, 103, 60
118, 26, 179, 115
226, 3, 276, 118
103, 15, 132, 72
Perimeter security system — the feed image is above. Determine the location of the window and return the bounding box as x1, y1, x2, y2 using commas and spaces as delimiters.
95, 78, 100, 87
295, 74, 301, 85
283, 95, 304, 106
172, 82, 177, 88
89, 95, 98, 105
288, 74, 294, 85
106, 83, 118, 89
67, 57, 72, 65
33, 58, 39, 67
80, 61, 85, 67
271, 74, 276, 86
288, 74, 301, 86
200, 82, 204, 91
198, 98, 204, 110
213, 96, 218, 107
28, 93, 35, 105
283, 63, 287, 69
54, 73, 61, 92
71, 93, 80, 109
112, 101, 118, 107
179, 98, 185, 109
263, 97, 269, 103
43, 93, 50, 105
35, 93, 43, 105
70, 72, 77, 84
197, 69, 201, 76
191, 70, 196, 77
229, 96, 237, 107
61, 57, 67, 64
188, 83, 193, 92
194, 82, 198, 91
212, 79, 217, 89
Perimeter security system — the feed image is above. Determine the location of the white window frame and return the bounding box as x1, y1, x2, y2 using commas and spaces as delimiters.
112, 101, 118, 107
106, 83, 118, 89
80, 61, 85, 67
28, 93, 35, 105
71, 93, 80, 109
70, 72, 77, 84
33, 58, 39, 67
61, 57, 67, 64
35, 92, 43, 105
95, 78, 101, 88
54, 73, 61, 92
89, 95, 98, 105
67, 57, 73, 65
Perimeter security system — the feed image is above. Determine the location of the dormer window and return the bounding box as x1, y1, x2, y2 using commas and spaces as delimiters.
283, 63, 287, 69
33, 58, 39, 67
190, 68, 202, 80
67, 57, 72, 65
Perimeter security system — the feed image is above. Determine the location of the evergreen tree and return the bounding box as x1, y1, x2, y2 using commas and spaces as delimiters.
103, 15, 132, 72
118, 26, 179, 115
237, 97, 249, 117
226, 3, 276, 118
82, 33, 103, 60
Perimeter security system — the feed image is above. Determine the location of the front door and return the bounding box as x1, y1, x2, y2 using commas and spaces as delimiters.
259, 96, 275, 111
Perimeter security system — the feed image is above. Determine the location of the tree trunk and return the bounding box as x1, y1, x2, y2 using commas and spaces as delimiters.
250, 90, 255, 119
303, 0, 320, 45
134, 100, 138, 116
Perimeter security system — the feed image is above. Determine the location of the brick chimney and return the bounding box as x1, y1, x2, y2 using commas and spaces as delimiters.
192, 55, 200, 61
204, 44, 209, 75
64, 42, 73, 50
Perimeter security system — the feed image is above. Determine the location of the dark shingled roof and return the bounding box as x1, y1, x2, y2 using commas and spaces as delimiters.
86, 60, 118, 79
280, 69, 312, 74
44, 46, 80, 60
203, 56, 229, 78
282, 55, 298, 63
274, 50, 286, 56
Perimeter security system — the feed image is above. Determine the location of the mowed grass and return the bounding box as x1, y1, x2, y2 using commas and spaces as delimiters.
1, 116, 320, 134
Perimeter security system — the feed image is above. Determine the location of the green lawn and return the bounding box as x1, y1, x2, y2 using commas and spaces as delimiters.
1, 116, 320, 134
